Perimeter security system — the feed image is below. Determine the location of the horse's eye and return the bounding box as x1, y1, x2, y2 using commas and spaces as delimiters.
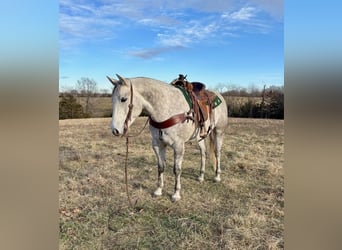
120, 97, 128, 102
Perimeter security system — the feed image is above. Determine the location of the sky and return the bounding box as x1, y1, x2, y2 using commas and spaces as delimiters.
59, 0, 283, 92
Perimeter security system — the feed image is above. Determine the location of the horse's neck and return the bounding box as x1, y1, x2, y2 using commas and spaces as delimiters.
133, 78, 189, 121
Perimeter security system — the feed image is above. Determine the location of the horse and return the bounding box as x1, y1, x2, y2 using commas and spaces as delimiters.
107, 74, 228, 201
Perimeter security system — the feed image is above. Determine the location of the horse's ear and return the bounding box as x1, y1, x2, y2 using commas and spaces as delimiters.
116, 74, 129, 86
106, 76, 119, 86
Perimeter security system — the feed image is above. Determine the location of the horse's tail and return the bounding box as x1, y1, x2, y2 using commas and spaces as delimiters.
209, 130, 217, 171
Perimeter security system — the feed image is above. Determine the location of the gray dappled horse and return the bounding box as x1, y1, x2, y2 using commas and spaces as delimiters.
107, 74, 228, 201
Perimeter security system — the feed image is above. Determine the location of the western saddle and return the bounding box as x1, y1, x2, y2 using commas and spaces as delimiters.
171, 74, 217, 138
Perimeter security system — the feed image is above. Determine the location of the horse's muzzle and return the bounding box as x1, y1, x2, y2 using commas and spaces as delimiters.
112, 128, 120, 136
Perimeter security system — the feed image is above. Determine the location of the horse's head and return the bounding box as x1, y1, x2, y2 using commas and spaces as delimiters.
107, 74, 141, 136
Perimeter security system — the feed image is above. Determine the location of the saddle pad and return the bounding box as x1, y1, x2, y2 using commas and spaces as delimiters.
211, 95, 222, 108
173, 85, 222, 109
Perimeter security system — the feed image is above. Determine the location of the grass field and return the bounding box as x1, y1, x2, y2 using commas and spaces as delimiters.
59, 117, 284, 249
77, 96, 113, 117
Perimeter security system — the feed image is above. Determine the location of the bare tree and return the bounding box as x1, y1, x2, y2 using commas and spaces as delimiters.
213, 83, 228, 93
260, 84, 267, 118
76, 77, 97, 114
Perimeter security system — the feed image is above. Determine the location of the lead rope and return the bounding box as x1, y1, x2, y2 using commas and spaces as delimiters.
124, 117, 149, 208
122, 82, 151, 208
124, 136, 134, 208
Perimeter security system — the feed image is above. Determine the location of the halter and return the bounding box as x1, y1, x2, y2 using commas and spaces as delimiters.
123, 82, 134, 136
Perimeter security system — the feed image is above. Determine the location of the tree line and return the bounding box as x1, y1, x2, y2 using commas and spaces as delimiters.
59, 78, 284, 120
222, 85, 284, 119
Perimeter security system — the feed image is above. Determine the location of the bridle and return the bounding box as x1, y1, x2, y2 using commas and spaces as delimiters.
120, 82, 149, 138
123, 82, 134, 136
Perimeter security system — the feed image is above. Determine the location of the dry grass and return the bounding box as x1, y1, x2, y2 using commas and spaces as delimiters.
59, 117, 284, 249
77, 97, 113, 117
224, 96, 263, 105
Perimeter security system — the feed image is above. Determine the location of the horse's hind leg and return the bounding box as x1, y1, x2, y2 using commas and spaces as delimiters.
152, 141, 166, 196
172, 142, 185, 201
197, 139, 206, 182
213, 128, 224, 182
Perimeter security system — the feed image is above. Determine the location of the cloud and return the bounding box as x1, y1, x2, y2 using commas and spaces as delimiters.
137, 15, 181, 27
223, 7, 257, 21
220, 6, 274, 33
129, 46, 185, 59
183, 22, 218, 38
60, 14, 119, 38
157, 33, 191, 47
60, 0, 121, 43
249, 0, 283, 20
156, 21, 219, 47
60, 0, 282, 56
164, 0, 283, 19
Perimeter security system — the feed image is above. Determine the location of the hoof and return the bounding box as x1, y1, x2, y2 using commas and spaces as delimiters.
171, 193, 181, 202
153, 188, 162, 197
198, 176, 204, 182
214, 176, 221, 182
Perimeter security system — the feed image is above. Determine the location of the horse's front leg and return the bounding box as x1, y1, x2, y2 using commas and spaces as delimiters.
172, 142, 185, 202
152, 140, 166, 196
197, 139, 206, 182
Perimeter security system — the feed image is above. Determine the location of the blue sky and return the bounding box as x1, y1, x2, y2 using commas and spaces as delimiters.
59, 0, 283, 92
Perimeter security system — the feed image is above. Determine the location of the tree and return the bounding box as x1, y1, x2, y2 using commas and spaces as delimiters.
268, 90, 284, 119
76, 77, 97, 114
59, 93, 88, 119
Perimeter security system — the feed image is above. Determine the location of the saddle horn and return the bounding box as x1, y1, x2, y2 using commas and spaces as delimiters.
178, 74, 187, 80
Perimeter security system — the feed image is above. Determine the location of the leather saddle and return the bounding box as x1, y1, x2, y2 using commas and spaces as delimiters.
171, 74, 217, 137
